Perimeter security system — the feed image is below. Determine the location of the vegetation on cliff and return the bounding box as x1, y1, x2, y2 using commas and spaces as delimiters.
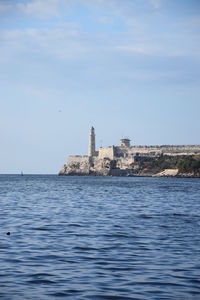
137, 155, 200, 176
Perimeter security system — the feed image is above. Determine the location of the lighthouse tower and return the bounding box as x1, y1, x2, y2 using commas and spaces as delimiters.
88, 126, 96, 157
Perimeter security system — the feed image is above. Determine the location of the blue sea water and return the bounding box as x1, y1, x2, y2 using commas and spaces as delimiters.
0, 175, 200, 300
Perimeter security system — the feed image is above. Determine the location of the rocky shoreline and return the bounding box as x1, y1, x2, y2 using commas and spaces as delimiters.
58, 172, 200, 178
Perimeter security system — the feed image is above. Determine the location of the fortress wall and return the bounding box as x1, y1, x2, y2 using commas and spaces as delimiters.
114, 146, 129, 157
129, 147, 162, 156
133, 145, 200, 150
67, 155, 89, 164
132, 147, 160, 151
98, 147, 115, 160
131, 145, 200, 155
66, 155, 90, 175
163, 151, 200, 156
159, 146, 200, 153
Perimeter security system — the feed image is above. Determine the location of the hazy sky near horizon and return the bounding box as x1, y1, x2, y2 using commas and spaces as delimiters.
0, 0, 200, 173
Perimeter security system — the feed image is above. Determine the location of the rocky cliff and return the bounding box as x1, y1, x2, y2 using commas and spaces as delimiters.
58, 157, 130, 176
59, 155, 200, 177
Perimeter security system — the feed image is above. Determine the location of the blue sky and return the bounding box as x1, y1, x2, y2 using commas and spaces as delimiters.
0, 0, 200, 174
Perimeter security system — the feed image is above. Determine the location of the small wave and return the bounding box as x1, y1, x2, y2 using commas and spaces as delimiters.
172, 212, 188, 217
138, 214, 153, 219
4, 258, 22, 263
27, 279, 55, 285
48, 289, 82, 297
29, 273, 54, 278
31, 226, 51, 231
48, 292, 68, 297
73, 246, 98, 251
68, 223, 82, 227
87, 296, 134, 300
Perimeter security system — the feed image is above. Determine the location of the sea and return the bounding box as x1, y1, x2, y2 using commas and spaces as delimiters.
0, 175, 200, 300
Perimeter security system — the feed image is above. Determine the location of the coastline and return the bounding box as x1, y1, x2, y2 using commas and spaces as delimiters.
58, 171, 200, 179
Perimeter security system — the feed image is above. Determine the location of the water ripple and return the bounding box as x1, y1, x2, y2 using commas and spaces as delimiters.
0, 175, 200, 299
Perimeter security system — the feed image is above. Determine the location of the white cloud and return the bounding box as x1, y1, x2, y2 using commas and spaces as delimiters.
18, 0, 61, 17
115, 41, 200, 58
0, 0, 75, 18
0, 23, 91, 63
0, 0, 199, 86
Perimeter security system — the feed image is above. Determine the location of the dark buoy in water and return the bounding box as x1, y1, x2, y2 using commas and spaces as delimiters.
7, 232, 11, 236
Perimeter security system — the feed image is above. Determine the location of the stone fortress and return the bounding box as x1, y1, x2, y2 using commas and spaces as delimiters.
59, 127, 200, 176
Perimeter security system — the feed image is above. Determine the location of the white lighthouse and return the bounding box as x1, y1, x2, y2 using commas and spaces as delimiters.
88, 126, 96, 157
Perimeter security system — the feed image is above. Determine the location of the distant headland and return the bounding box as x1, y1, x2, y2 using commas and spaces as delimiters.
59, 127, 200, 177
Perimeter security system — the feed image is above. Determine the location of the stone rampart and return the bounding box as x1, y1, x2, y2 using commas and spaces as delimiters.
98, 146, 115, 160
67, 155, 89, 164
131, 145, 200, 156
65, 155, 90, 175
